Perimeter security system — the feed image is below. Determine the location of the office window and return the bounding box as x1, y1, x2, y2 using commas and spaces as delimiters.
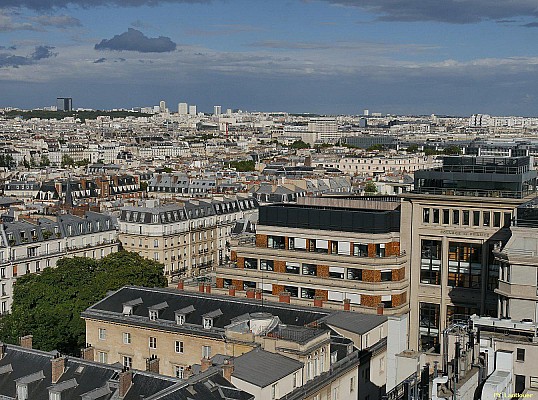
452, 210, 460, 225
381, 271, 392, 282
448, 242, 482, 289
267, 236, 285, 249
517, 348, 525, 362
421, 240, 441, 285
149, 337, 157, 349
473, 211, 480, 226
98, 351, 108, 363
175, 341, 184, 353
483, 211, 490, 227
202, 345, 211, 358
462, 210, 470, 226
98, 328, 106, 340
285, 262, 300, 274
423, 208, 430, 223
260, 259, 274, 271
123, 332, 131, 344
442, 209, 450, 225
419, 303, 440, 353
446, 305, 479, 325
347, 268, 362, 281
432, 209, 439, 223
244, 258, 257, 270
123, 356, 132, 369
376, 244, 385, 257
493, 212, 501, 227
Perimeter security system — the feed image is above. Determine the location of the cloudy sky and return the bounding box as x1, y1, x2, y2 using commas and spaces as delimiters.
1, 0, 538, 115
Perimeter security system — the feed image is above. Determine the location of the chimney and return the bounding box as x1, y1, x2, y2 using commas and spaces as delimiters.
81, 345, 94, 361
255, 289, 263, 300
51, 355, 66, 384
204, 284, 211, 294
177, 280, 184, 290
314, 296, 324, 308
222, 359, 234, 382
19, 335, 33, 349
246, 288, 255, 299
198, 283, 205, 293
146, 355, 160, 374
228, 285, 236, 297
279, 291, 290, 304
343, 298, 351, 311
200, 358, 212, 372
183, 366, 193, 379
377, 303, 385, 315
118, 368, 133, 398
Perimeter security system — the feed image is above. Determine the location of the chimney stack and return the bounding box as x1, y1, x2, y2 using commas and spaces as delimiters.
228, 285, 236, 297
205, 284, 211, 294
314, 296, 324, 308
343, 298, 351, 311
377, 303, 385, 315
279, 291, 290, 304
198, 282, 205, 293
146, 355, 160, 374
255, 289, 263, 300
51, 355, 66, 384
81, 345, 94, 361
200, 358, 212, 372
246, 288, 255, 299
177, 280, 184, 290
222, 359, 234, 382
19, 335, 33, 349
118, 368, 133, 398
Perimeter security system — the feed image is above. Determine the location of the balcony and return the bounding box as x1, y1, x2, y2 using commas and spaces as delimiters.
216, 264, 408, 292
232, 245, 407, 269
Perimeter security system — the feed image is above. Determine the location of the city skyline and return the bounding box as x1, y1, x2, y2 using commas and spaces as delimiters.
1, 0, 538, 115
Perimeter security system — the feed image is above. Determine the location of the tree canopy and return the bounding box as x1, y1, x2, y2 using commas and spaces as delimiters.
364, 181, 378, 193
228, 160, 255, 172
0, 251, 167, 355
289, 140, 310, 149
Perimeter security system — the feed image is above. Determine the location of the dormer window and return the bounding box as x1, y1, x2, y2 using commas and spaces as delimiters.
176, 314, 185, 325
149, 310, 158, 321
122, 298, 142, 316
203, 318, 213, 329
17, 384, 28, 400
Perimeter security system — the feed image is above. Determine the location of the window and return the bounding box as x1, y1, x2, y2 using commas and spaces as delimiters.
347, 268, 362, 281
483, 211, 491, 227
493, 212, 501, 227
462, 210, 470, 226
203, 318, 213, 329
202, 345, 211, 358
448, 242, 482, 288
271, 383, 277, 400
442, 209, 449, 225
149, 337, 157, 349
285, 262, 300, 274
123, 356, 132, 369
423, 208, 430, 223
421, 240, 441, 285
517, 348, 525, 362
267, 235, 285, 249
432, 209, 439, 223
350, 376, 355, 392
174, 366, 184, 379
376, 244, 385, 257
452, 210, 460, 225
149, 310, 158, 321
154, 239, 159, 248
260, 259, 274, 271
504, 212, 512, 227
293, 372, 297, 388
353, 243, 368, 257
381, 271, 392, 282
302, 263, 317, 276
175, 341, 184, 353
473, 211, 480, 226
329, 267, 345, 279
123, 332, 131, 344
244, 258, 257, 270
419, 303, 440, 353
176, 314, 185, 325
98, 351, 108, 363
98, 328, 106, 340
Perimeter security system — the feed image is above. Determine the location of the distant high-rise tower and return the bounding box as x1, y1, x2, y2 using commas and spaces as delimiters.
57, 97, 73, 112
188, 105, 197, 115
363, 109, 369, 116
178, 102, 188, 115
159, 100, 166, 113
214, 105, 222, 116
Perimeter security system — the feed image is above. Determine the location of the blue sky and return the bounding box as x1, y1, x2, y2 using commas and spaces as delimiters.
1, 0, 538, 115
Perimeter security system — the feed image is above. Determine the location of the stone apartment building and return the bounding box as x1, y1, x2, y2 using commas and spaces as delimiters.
118, 196, 258, 279
0, 211, 118, 312
82, 285, 388, 400
218, 196, 408, 315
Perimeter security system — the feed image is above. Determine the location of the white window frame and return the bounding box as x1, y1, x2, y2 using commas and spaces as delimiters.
149, 337, 157, 349
98, 328, 106, 340
175, 340, 184, 353
123, 332, 131, 344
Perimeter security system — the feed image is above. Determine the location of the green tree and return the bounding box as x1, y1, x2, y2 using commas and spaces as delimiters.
61, 154, 75, 167
443, 145, 462, 155
367, 144, 385, 151
424, 147, 440, 156
229, 160, 255, 172
75, 158, 90, 167
0, 251, 166, 355
364, 181, 378, 193
406, 144, 419, 153
39, 155, 51, 167
289, 140, 310, 149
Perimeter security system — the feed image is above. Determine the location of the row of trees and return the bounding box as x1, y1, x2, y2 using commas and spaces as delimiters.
0, 251, 167, 355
